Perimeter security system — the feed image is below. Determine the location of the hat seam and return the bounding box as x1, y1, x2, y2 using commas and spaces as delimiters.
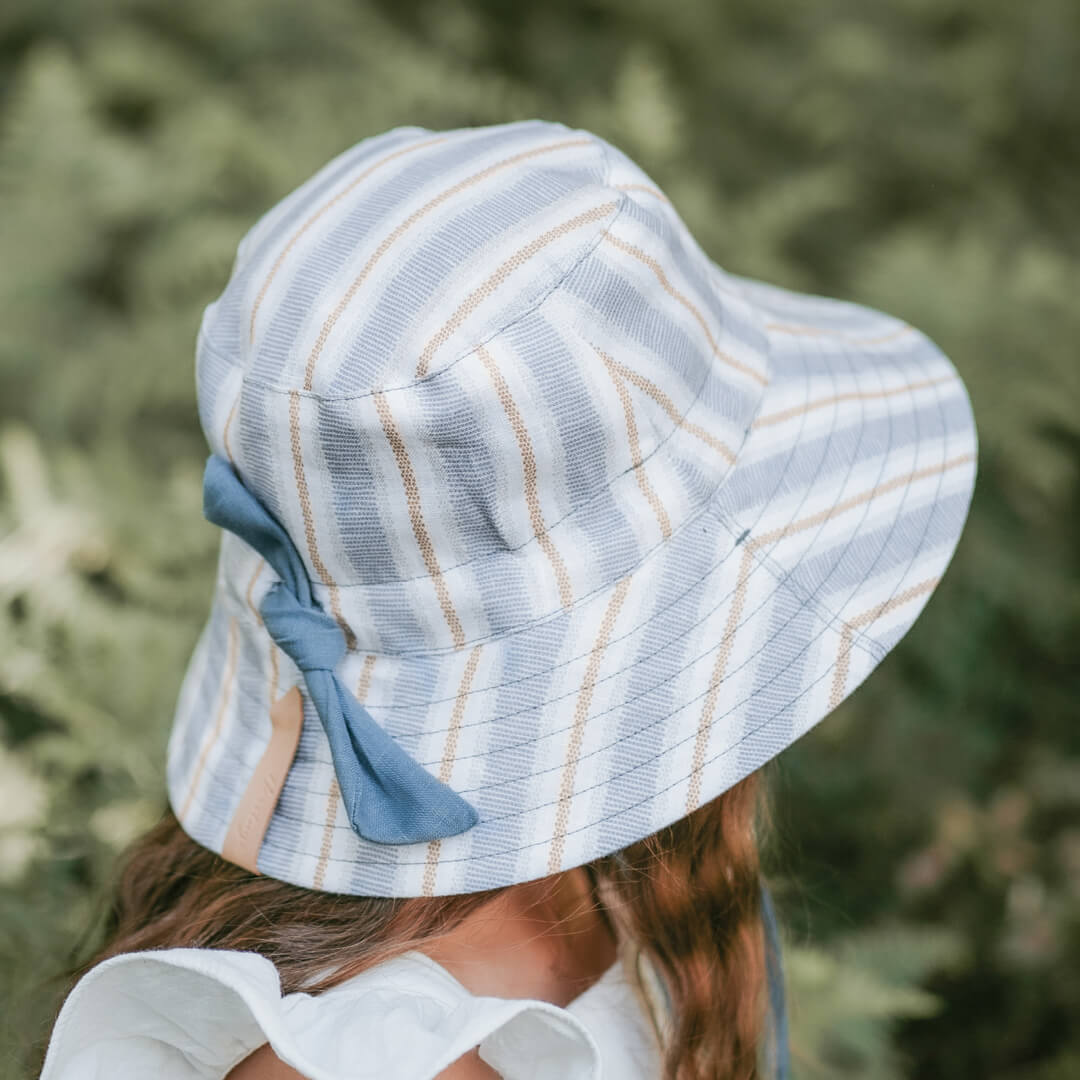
197, 143, 624, 404
312, 412, 913, 666
326, 355, 754, 585
231, 415, 751, 662
303, 389, 760, 591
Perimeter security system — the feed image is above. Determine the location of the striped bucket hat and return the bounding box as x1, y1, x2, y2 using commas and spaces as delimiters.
169, 119, 977, 897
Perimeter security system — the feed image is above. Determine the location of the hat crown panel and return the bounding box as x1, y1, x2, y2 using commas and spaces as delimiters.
199, 121, 613, 396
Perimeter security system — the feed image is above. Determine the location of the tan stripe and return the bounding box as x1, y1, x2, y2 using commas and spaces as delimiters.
288, 390, 357, 650
436, 645, 482, 783
312, 777, 340, 890
614, 183, 670, 203
548, 575, 634, 873
685, 452, 973, 811
180, 616, 239, 819
828, 577, 939, 708
828, 631, 851, 715
313, 659, 377, 889
686, 546, 754, 812
598, 350, 672, 539
600, 349, 737, 463
422, 644, 484, 895
604, 233, 768, 387
420, 839, 443, 895
373, 391, 465, 649
753, 453, 975, 550
249, 136, 448, 345
355, 653, 377, 700
764, 321, 913, 346
288, 391, 332, 583
222, 393, 240, 464
416, 201, 619, 379
478, 345, 575, 609
752, 374, 957, 430
303, 138, 594, 390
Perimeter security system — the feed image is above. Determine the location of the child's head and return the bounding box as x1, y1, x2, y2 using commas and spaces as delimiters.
171, 118, 974, 899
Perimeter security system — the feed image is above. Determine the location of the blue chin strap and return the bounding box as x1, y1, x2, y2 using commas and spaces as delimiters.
760, 880, 791, 1079
202, 453, 480, 846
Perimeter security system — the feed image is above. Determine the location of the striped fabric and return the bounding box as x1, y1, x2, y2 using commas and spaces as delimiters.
167, 119, 977, 896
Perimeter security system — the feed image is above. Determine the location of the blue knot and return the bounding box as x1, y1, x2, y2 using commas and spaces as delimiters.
202, 454, 480, 846
260, 584, 346, 674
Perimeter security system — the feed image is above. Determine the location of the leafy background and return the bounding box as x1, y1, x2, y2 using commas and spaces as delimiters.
0, 1, 1077, 1076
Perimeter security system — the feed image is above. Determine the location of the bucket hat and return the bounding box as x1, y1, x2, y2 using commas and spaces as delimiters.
168, 119, 977, 897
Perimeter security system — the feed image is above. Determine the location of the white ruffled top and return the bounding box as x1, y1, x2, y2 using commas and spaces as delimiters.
40, 943, 667, 1079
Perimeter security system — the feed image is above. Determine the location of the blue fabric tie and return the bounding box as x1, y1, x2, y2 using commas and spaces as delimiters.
202, 453, 480, 846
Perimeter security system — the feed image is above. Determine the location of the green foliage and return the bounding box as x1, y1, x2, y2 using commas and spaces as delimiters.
785, 924, 969, 1079
1, 1, 1077, 1076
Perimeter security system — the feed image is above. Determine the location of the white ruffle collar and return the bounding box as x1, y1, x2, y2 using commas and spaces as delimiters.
41, 944, 664, 1080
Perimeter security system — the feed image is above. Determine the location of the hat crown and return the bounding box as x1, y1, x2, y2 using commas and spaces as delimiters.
195, 120, 770, 654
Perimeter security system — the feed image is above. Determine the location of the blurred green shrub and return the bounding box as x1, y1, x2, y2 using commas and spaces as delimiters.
1, 1, 1076, 1076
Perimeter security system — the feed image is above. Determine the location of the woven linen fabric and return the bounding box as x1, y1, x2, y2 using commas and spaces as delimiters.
167, 119, 978, 897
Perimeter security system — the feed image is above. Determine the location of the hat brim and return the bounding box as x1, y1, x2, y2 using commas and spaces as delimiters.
170, 266, 976, 897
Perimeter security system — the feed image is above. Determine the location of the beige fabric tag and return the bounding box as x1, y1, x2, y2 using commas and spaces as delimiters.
222, 685, 304, 874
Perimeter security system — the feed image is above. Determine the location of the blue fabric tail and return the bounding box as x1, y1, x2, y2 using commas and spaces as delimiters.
202, 453, 480, 846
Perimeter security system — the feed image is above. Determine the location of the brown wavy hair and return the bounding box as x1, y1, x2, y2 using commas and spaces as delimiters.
49, 766, 780, 1080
